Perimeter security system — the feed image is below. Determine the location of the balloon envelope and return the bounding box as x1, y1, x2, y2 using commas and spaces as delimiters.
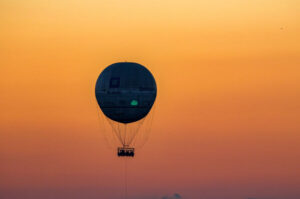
95, 62, 157, 123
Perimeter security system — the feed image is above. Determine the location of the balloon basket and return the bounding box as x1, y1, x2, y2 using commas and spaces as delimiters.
117, 147, 135, 157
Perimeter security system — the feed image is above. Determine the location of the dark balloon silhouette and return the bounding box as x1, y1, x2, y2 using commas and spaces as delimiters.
95, 62, 157, 123
95, 62, 157, 157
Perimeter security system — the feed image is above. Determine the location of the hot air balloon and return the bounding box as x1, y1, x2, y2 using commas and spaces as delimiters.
95, 62, 157, 157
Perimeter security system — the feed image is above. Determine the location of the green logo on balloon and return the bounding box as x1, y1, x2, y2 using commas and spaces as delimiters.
130, 100, 138, 106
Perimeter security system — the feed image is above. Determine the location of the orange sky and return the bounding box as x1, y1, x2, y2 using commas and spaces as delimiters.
1, 0, 300, 199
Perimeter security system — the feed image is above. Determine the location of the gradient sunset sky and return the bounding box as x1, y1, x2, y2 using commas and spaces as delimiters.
1, 0, 300, 199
